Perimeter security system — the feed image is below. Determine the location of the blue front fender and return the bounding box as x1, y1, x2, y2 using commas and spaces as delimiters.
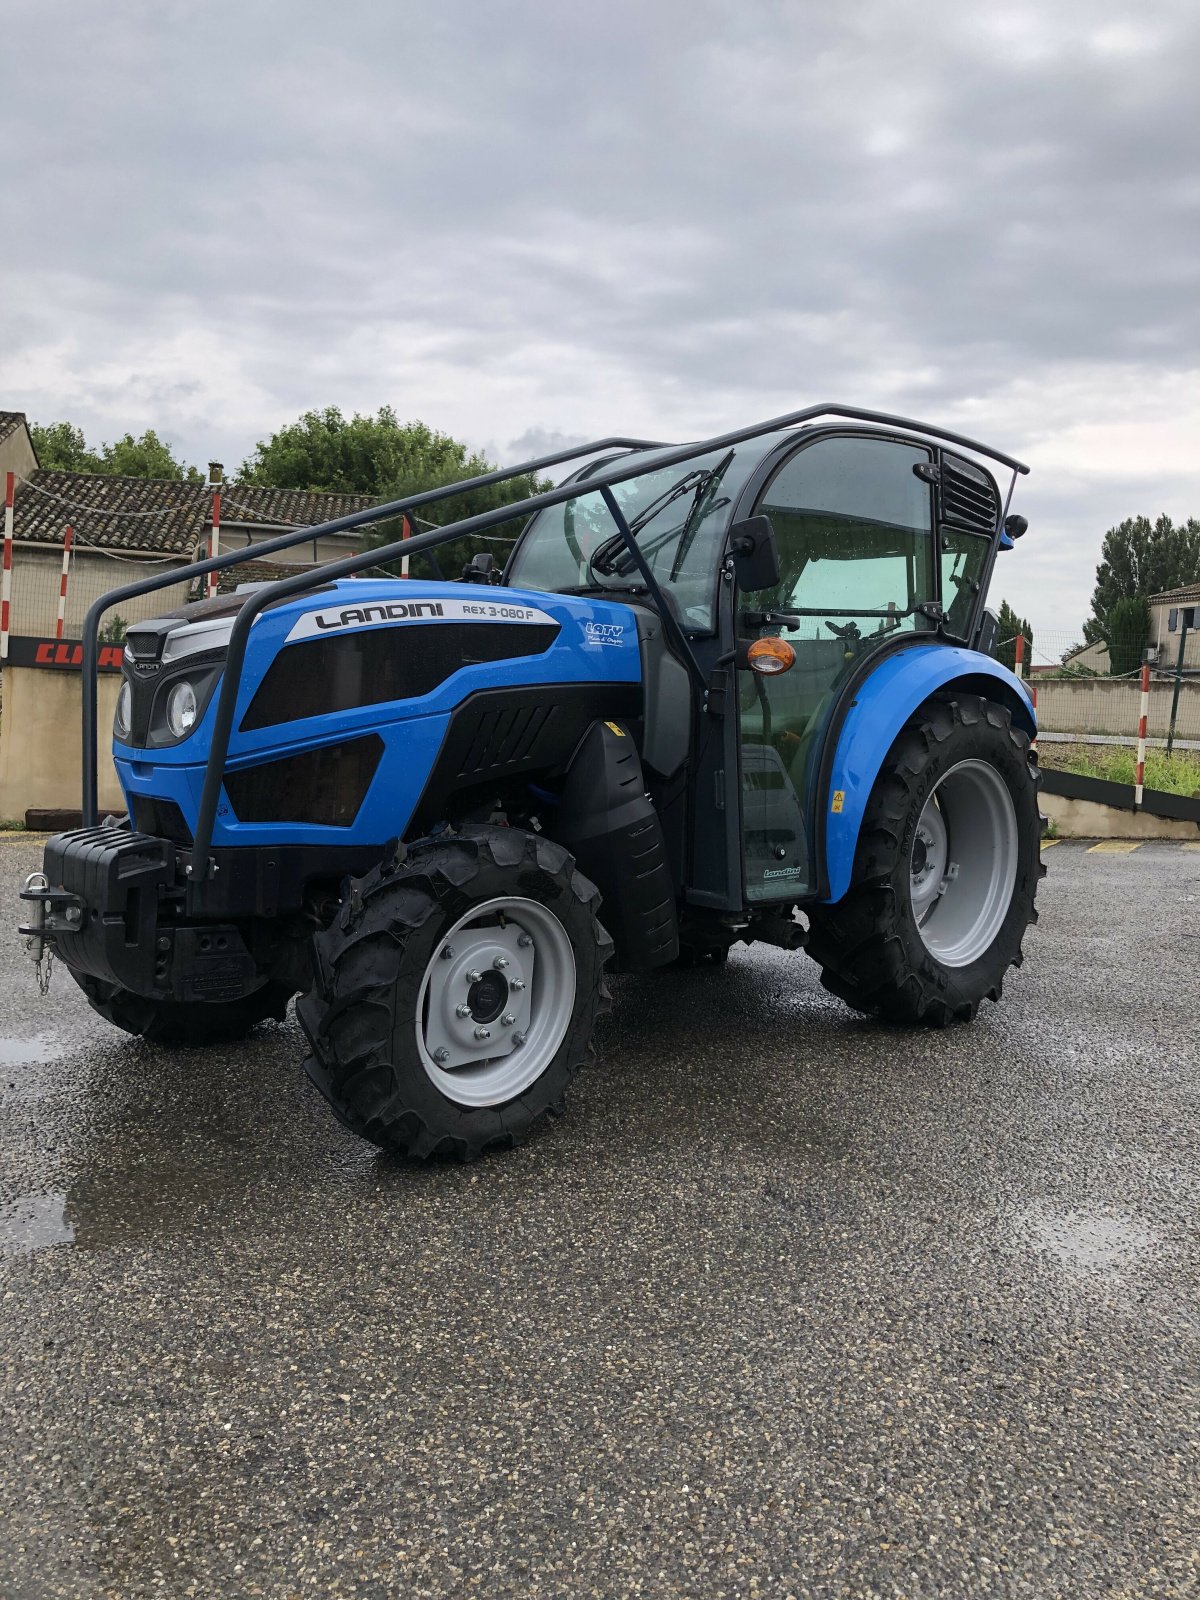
820, 644, 1035, 903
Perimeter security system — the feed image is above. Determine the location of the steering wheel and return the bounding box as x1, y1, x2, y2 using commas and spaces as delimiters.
824, 619, 862, 641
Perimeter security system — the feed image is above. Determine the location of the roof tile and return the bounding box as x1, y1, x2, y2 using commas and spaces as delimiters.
9, 471, 377, 556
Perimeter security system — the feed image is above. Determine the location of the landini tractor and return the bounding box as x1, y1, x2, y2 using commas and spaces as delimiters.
21, 405, 1042, 1160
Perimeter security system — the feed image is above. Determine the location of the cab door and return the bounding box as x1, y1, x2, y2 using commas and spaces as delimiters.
737, 433, 937, 901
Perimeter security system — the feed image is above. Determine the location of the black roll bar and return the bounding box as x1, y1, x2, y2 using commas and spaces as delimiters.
80, 434, 666, 821
180, 402, 1029, 884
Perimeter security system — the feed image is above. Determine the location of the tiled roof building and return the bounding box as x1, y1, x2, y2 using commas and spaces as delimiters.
0, 411, 382, 639
1, 411, 378, 558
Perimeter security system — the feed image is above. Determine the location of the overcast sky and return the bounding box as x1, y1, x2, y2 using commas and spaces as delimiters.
3, 0, 1197, 651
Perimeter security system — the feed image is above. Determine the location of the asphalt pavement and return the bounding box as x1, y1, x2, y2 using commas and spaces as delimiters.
1, 835, 1198, 1598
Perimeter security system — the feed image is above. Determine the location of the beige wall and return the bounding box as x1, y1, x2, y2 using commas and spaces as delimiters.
0, 424, 38, 488
1035, 677, 1200, 738
218, 530, 363, 567
8, 547, 193, 638
1062, 639, 1111, 674
1042, 793, 1199, 840
0, 666, 125, 820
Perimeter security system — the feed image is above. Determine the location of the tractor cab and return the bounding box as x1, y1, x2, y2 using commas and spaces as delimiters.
506, 424, 1009, 908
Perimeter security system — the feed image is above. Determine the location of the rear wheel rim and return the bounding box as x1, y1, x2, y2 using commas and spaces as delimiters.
909, 759, 1018, 967
416, 896, 577, 1108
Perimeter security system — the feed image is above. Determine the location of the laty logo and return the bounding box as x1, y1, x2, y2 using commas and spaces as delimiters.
584, 621, 624, 646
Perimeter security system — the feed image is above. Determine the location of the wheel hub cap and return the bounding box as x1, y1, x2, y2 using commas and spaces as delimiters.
909, 759, 1019, 968
417, 896, 577, 1109
423, 923, 533, 1067
466, 970, 508, 1024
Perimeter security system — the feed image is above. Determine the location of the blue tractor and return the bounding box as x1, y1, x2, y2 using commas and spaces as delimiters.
20, 405, 1042, 1159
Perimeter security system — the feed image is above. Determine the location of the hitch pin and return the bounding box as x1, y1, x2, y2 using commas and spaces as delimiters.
22, 872, 55, 995
22, 873, 48, 964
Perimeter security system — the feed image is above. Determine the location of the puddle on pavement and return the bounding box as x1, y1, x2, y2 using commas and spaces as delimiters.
1015, 1204, 1158, 1276
0, 1192, 74, 1252
0, 1035, 56, 1068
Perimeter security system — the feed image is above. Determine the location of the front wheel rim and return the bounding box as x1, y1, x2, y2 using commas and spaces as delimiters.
909, 759, 1019, 968
416, 896, 577, 1108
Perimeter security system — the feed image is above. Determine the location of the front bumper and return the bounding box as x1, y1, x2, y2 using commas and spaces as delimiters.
19, 826, 259, 1002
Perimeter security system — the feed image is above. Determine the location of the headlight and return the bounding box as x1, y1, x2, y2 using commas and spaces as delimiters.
114, 680, 132, 741
166, 680, 199, 739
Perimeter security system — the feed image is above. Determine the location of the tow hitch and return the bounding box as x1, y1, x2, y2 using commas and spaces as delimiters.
19, 873, 84, 993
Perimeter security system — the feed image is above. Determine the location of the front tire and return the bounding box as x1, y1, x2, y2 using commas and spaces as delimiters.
806, 693, 1042, 1026
297, 826, 611, 1160
72, 973, 293, 1044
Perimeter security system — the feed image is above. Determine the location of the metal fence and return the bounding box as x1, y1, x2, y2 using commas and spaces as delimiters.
1008, 626, 1200, 754
1, 515, 1195, 762
2, 545, 192, 644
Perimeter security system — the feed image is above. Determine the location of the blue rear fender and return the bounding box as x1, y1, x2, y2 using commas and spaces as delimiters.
819, 644, 1035, 904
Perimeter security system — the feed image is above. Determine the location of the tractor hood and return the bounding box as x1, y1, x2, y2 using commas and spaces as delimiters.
111, 579, 645, 849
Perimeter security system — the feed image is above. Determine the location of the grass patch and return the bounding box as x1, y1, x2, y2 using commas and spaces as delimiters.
1039, 743, 1200, 797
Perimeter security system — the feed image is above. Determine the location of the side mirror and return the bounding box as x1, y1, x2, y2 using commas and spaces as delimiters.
461, 551, 499, 584
728, 515, 780, 592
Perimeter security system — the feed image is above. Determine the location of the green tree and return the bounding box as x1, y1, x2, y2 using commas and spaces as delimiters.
31, 420, 201, 480
1104, 595, 1151, 677
995, 599, 1034, 674
99, 430, 202, 481
30, 421, 97, 472
240, 406, 550, 575
1084, 514, 1200, 643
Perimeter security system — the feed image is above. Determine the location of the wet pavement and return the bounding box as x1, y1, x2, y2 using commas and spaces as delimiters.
1, 834, 1198, 1598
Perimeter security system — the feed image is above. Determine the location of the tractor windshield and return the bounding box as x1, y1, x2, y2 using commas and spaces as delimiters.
507, 449, 737, 631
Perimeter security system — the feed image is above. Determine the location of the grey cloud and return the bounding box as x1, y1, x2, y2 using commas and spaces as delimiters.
1, 0, 1197, 636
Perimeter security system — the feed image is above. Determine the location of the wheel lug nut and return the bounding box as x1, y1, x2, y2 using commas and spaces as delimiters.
510, 978, 526, 991
474, 1026, 491, 1041
455, 1003, 472, 1018
501, 1013, 516, 1027
511, 1030, 526, 1047
493, 955, 509, 970
440, 945, 455, 960
517, 934, 533, 948
465, 969, 482, 983
433, 1046, 450, 1063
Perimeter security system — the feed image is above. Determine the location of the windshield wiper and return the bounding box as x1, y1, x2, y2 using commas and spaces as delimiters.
589, 468, 716, 579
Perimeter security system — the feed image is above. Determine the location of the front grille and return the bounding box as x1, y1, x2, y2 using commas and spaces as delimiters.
454, 704, 557, 776
224, 735, 384, 827
240, 621, 560, 731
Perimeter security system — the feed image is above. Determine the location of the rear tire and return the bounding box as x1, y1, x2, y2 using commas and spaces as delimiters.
806, 693, 1042, 1026
297, 826, 611, 1160
73, 972, 292, 1045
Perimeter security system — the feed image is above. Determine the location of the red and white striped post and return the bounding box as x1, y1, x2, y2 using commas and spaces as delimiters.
401, 514, 411, 578
206, 488, 221, 599
1135, 662, 1151, 806
1, 471, 14, 662
55, 525, 74, 639
1013, 631, 1026, 681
